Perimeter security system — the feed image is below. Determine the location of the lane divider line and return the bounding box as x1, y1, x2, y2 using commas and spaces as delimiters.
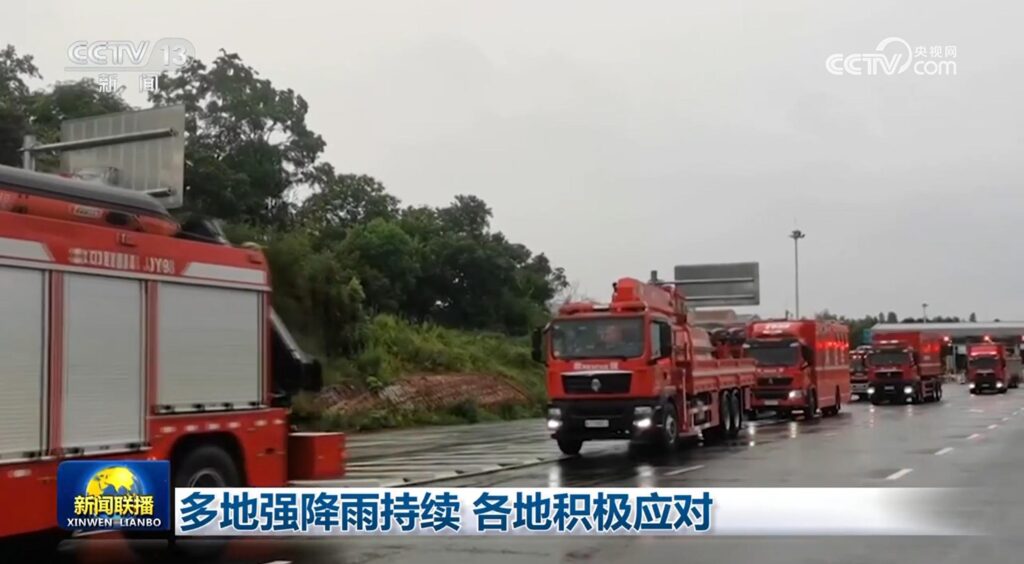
967, 433, 981, 440
886, 468, 914, 481
988, 424, 999, 430
665, 465, 706, 477
934, 447, 954, 456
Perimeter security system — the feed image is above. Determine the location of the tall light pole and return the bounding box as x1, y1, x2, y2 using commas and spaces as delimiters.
922, 302, 929, 322
789, 229, 806, 318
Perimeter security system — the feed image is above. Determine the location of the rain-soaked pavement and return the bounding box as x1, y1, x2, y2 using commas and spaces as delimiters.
33, 385, 1024, 563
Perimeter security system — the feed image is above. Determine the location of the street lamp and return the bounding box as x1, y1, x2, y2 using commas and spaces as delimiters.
789, 229, 806, 318
922, 302, 929, 322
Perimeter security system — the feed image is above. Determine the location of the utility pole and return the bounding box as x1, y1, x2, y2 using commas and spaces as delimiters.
789, 229, 806, 318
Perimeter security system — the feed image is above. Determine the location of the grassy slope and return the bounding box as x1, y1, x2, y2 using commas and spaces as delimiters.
292, 315, 546, 431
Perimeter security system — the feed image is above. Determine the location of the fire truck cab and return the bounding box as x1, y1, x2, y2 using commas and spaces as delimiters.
745, 320, 850, 419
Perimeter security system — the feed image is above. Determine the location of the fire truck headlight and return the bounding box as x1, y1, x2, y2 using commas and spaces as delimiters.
788, 389, 804, 399
997, 381, 1004, 389
867, 386, 876, 395
633, 406, 654, 417
903, 386, 914, 395
635, 417, 653, 429
548, 407, 562, 419
547, 419, 562, 430
969, 382, 976, 390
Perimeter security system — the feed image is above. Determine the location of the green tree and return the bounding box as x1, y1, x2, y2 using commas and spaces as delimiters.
969, 312, 977, 322
0, 45, 41, 166
299, 166, 400, 244
150, 50, 325, 226
886, 311, 898, 323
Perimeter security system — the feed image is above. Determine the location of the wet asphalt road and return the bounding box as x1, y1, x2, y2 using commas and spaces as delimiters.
45, 385, 1024, 564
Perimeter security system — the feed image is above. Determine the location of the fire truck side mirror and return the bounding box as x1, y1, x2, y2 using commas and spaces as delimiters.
531, 327, 545, 363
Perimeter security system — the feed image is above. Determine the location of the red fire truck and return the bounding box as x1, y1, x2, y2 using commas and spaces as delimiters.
850, 345, 873, 400
0, 160, 344, 539
745, 320, 851, 419
966, 342, 1021, 394
534, 277, 756, 455
866, 331, 944, 404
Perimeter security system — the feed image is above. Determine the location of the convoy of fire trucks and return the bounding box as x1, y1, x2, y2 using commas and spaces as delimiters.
0, 107, 344, 542
4, 106, 1024, 543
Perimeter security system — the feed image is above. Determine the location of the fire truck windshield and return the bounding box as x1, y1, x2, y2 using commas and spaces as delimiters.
550, 317, 644, 360
869, 350, 910, 367
745, 340, 801, 367
969, 356, 999, 370
850, 356, 867, 372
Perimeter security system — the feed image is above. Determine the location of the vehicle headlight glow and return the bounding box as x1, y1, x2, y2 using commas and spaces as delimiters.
969, 382, 976, 389
903, 386, 913, 395
788, 389, 804, 399
867, 386, 876, 395
635, 417, 652, 429
997, 381, 1004, 388
547, 419, 562, 430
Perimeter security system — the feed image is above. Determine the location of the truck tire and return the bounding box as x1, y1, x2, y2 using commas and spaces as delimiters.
557, 439, 583, 455
658, 402, 680, 451
727, 391, 742, 439
934, 383, 943, 402
822, 386, 841, 416
999, 386, 1009, 395
168, 445, 241, 561
803, 389, 818, 420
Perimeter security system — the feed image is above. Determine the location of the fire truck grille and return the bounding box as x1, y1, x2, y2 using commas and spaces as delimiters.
757, 377, 793, 387
562, 372, 631, 394
874, 371, 903, 380
753, 388, 791, 400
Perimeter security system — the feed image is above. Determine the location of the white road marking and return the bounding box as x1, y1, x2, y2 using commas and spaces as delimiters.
967, 433, 982, 440
969, 409, 985, 413
934, 447, 954, 456
665, 465, 705, 476
886, 468, 914, 481
1003, 417, 1010, 422
988, 424, 999, 430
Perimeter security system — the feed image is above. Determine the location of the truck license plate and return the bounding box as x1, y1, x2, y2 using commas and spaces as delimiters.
585, 419, 609, 428
885, 385, 895, 391
763, 400, 779, 406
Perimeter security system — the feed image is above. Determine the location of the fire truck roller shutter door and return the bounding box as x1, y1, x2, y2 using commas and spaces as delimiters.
0, 266, 46, 459
62, 274, 145, 452
157, 283, 262, 411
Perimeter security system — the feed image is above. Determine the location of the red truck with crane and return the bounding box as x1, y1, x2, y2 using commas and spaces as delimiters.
745, 320, 851, 419
534, 277, 756, 455
966, 341, 1022, 394
866, 331, 944, 404
0, 106, 344, 542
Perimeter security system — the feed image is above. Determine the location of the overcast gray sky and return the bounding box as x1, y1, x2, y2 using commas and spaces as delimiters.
5, 1, 1023, 320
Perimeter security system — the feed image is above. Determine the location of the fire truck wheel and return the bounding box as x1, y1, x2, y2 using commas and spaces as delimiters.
823, 387, 841, 416
557, 439, 583, 455
999, 387, 1009, 394
167, 445, 241, 561
720, 392, 734, 438
658, 402, 680, 450
804, 390, 818, 420
935, 384, 943, 401
727, 392, 742, 439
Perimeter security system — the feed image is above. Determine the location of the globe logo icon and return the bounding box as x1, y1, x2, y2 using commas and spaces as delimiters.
86, 466, 144, 498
